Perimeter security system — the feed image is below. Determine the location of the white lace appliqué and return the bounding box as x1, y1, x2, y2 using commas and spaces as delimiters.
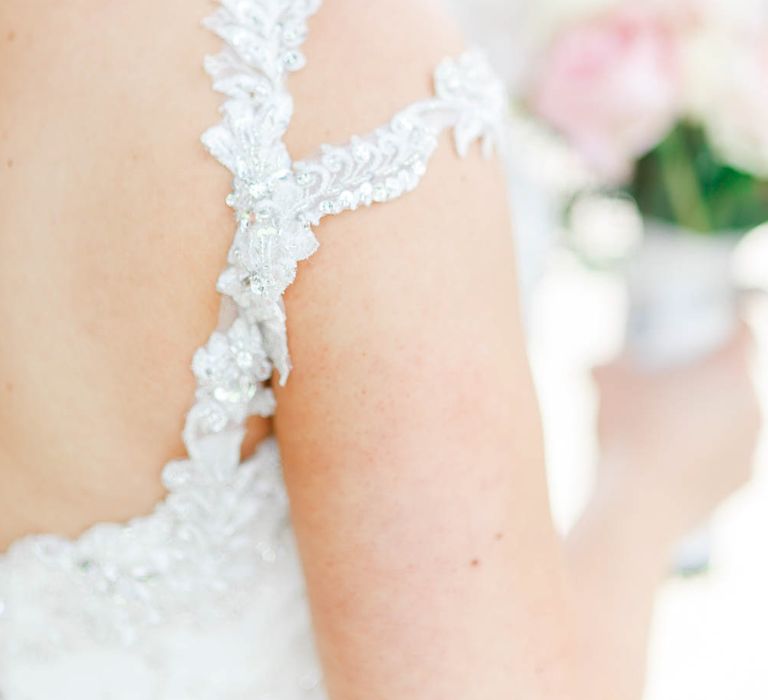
0, 0, 508, 679
213, 49, 506, 382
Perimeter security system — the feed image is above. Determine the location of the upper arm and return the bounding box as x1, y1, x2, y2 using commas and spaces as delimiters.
276, 2, 584, 697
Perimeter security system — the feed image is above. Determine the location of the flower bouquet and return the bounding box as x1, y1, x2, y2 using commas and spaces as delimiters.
522, 0, 768, 574
526, 0, 768, 369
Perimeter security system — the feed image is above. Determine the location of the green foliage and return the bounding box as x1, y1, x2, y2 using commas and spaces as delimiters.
629, 123, 768, 234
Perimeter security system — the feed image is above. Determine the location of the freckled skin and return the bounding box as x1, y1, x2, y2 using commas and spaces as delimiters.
275, 3, 590, 698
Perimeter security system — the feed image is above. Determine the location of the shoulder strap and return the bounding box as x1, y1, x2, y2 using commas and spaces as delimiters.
183, 0, 320, 459
188, 0, 507, 462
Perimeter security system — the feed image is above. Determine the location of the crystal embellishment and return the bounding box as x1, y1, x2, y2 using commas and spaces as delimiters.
191, 318, 274, 422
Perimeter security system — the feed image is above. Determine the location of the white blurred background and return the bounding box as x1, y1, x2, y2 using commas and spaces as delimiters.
443, 0, 768, 697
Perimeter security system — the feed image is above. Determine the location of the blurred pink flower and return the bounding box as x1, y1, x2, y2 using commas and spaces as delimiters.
530, 7, 681, 183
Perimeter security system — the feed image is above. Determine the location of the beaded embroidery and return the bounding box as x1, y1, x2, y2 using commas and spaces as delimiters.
0, 0, 507, 672
214, 49, 506, 382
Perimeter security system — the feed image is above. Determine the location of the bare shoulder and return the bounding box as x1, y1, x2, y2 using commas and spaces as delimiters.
274, 7, 567, 695
276, 0, 526, 434
286, 0, 466, 156
276, 1, 534, 473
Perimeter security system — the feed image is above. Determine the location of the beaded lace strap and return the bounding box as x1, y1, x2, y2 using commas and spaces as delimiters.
183, 0, 321, 458
191, 1, 507, 458
215, 49, 508, 384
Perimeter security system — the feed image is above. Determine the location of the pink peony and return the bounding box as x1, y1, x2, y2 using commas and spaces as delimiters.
530, 6, 681, 183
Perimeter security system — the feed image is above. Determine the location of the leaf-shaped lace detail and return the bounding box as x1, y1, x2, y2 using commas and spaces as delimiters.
433, 51, 507, 157
291, 52, 506, 227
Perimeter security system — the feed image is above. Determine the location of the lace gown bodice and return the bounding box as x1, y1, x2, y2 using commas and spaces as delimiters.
0, 2, 507, 697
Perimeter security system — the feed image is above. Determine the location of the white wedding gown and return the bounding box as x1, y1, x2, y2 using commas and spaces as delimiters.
0, 1, 507, 697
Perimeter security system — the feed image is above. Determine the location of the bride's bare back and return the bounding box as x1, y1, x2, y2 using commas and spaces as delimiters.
0, 0, 481, 545
0, 0, 256, 542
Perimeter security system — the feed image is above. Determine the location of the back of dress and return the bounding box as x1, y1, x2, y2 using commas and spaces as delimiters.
0, 1, 507, 697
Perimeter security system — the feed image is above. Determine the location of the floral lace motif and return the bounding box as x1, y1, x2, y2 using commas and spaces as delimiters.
216, 49, 506, 382
0, 0, 508, 673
